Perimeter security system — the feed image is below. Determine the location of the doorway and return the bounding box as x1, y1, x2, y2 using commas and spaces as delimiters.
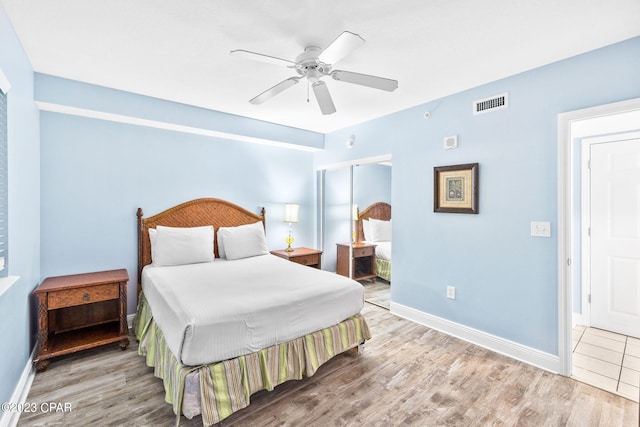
574, 131, 640, 402
581, 133, 640, 339
558, 98, 640, 402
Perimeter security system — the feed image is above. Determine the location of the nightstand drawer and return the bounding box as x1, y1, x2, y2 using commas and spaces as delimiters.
48, 283, 119, 309
336, 243, 376, 280
353, 246, 375, 258
270, 248, 322, 269
293, 254, 320, 266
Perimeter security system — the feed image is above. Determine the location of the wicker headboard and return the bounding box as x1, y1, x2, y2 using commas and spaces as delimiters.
356, 202, 391, 242
136, 198, 265, 294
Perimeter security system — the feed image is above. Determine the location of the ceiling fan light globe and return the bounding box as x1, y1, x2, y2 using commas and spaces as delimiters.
306, 68, 321, 82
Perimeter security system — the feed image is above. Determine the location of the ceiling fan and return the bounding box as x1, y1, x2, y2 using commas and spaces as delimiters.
230, 31, 398, 115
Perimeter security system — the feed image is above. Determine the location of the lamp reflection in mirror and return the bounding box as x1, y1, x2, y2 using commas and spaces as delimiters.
352, 204, 358, 243
284, 203, 300, 252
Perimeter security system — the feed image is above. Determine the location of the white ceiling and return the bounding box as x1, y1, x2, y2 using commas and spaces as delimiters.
2, 0, 639, 134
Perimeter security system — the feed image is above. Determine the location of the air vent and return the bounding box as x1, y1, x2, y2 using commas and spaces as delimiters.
473, 92, 508, 115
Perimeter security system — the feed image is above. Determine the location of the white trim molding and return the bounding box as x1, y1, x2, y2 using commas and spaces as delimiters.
316, 154, 392, 171
128, 313, 135, 330
0, 276, 19, 299
0, 347, 36, 427
0, 68, 10, 94
35, 101, 321, 153
390, 302, 560, 373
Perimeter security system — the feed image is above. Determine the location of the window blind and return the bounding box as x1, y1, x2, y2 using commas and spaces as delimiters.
0, 89, 7, 276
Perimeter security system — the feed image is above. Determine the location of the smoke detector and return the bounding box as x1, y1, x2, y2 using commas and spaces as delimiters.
346, 134, 355, 148
444, 135, 458, 150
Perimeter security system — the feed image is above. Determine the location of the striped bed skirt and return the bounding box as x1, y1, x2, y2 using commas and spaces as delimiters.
376, 258, 391, 281
134, 293, 371, 426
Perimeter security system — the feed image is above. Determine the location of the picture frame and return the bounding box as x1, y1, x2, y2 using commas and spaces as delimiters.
434, 163, 479, 214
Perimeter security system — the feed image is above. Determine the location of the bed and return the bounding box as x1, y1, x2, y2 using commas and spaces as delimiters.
133, 198, 370, 426
356, 202, 392, 281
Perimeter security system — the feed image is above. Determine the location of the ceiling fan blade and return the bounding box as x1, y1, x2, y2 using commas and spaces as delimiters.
230, 49, 295, 67
312, 81, 336, 115
318, 31, 365, 65
331, 70, 398, 92
249, 77, 300, 105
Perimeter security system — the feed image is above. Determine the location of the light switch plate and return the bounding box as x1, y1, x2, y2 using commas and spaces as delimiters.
531, 221, 551, 237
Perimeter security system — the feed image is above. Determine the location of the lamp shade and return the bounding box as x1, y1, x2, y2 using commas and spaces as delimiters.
284, 203, 299, 223
352, 204, 359, 221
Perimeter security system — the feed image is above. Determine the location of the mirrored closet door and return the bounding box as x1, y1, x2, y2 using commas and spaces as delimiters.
317, 156, 392, 309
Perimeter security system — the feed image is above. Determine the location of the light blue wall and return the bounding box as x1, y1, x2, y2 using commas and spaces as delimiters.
2, 2, 639, 408
320, 168, 351, 272
35, 74, 324, 151
322, 36, 640, 355
0, 7, 41, 404
354, 163, 391, 211
38, 79, 322, 314
314, 124, 393, 168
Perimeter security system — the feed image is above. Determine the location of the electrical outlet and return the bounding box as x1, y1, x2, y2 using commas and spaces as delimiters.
447, 286, 456, 299
531, 221, 551, 237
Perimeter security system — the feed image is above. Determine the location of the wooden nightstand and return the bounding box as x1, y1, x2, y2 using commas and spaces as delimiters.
34, 269, 130, 371
270, 247, 323, 269
336, 242, 377, 281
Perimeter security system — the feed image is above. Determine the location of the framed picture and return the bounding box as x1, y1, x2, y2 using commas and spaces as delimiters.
434, 163, 478, 214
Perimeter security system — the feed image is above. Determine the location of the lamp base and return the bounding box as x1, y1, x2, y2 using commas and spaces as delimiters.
285, 233, 294, 252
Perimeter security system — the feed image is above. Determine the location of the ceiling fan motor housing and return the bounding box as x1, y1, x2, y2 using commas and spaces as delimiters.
295, 46, 331, 77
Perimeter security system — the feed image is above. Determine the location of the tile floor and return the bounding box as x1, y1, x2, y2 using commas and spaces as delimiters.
572, 325, 639, 402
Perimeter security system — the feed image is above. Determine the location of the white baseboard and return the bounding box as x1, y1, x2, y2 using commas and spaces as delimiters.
572, 312, 586, 329
390, 302, 560, 374
0, 347, 36, 427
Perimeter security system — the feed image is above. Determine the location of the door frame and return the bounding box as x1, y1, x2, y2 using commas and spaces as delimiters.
579, 135, 594, 328
557, 97, 640, 376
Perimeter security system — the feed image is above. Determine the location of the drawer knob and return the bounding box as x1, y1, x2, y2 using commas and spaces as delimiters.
83, 293, 90, 301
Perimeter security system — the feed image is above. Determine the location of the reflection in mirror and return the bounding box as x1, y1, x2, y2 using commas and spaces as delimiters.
353, 162, 392, 309
317, 158, 392, 309
353, 163, 392, 222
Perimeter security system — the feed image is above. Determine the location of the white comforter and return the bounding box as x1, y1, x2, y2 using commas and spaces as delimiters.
364, 241, 391, 261
142, 254, 364, 366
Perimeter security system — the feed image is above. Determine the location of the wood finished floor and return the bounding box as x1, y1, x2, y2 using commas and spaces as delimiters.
20, 303, 638, 427
363, 280, 390, 310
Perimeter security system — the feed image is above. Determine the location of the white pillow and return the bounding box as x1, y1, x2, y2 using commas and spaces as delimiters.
149, 228, 158, 263
153, 225, 215, 266
216, 229, 226, 259
218, 221, 268, 260
369, 218, 392, 242
362, 219, 372, 242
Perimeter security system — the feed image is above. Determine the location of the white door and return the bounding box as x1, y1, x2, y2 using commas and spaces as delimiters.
590, 135, 640, 338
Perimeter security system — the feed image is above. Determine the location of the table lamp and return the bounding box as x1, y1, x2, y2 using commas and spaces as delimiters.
284, 203, 299, 252
352, 204, 358, 243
